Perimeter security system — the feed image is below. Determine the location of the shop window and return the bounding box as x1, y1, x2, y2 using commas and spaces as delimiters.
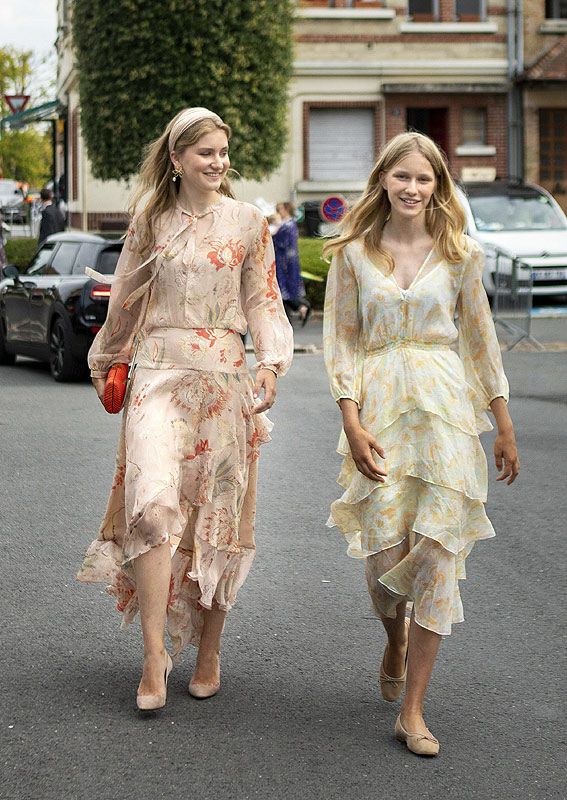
545, 0, 567, 18
408, 0, 439, 21
455, 0, 485, 21
539, 109, 567, 188
461, 108, 487, 146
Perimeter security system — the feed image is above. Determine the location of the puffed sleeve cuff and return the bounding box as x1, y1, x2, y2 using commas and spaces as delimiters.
252, 356, 291, 378
334, 393, 360, 407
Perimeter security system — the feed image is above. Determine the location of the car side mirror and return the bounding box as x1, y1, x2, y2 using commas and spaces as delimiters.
2, 264, 20, 280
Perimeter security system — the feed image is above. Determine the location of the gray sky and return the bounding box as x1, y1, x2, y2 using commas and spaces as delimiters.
0, 0, 57, 97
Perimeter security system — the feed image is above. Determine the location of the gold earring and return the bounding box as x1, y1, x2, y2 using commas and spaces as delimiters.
172, 165, 184, 182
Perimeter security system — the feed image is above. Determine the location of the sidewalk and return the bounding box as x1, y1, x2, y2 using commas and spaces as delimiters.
284, 312, 567, 352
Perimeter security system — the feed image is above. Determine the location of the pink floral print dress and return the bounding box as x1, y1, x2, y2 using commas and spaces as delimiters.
77, 195, 293, 656
324, 237, 508, 636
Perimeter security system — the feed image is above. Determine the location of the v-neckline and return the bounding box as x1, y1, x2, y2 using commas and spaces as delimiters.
390, 247, 434, 293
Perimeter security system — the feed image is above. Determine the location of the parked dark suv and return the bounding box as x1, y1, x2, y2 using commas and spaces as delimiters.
0, 232, 122, 381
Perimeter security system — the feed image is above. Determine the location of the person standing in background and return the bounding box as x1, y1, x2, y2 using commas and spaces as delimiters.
273, 201, 311, 326
38, 188, 65, 246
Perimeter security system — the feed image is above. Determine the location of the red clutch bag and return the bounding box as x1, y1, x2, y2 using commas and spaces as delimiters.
103, 363, 129, 414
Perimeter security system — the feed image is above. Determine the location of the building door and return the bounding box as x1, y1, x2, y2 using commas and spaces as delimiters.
406, 108, 449, 156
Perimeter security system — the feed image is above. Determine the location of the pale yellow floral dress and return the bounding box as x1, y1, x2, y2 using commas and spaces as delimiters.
77, 195, 293, 657
323, 236, 508, 635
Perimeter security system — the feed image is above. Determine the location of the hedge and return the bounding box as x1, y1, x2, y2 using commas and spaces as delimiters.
298, 237, 330, 310
4, 237, 37, 271
73, 0, 293, 182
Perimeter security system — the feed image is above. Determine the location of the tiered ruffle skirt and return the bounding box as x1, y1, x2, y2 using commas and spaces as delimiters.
328, 345, 496, 636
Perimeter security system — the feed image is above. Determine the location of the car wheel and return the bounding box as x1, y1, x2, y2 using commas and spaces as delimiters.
49, 315, 86, 382
0, 319, 16, 365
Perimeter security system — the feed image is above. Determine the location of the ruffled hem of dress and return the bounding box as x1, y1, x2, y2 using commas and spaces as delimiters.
76, 534, 255, 658
335, 407, 489, 503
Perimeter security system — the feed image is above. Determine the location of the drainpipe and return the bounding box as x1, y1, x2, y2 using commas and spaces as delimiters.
516, 0, 524, 181
507, 0, 522, 181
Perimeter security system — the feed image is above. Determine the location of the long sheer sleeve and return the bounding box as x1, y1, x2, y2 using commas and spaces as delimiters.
88, 220, 153, 378
323, 247, 362, 405
240, 214, 294, 377
457, 242, 509, 414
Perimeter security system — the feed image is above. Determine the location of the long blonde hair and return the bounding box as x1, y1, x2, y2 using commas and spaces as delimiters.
322, 132, 468, 269
130, 110, 236, 257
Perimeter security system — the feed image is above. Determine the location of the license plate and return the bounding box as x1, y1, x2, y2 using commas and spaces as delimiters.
531, 268, 567, 281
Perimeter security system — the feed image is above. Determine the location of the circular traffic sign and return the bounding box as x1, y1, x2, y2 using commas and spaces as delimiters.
320, 195, 347, 223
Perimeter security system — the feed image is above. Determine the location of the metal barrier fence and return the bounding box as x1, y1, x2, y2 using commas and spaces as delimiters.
490, 248, 544, 351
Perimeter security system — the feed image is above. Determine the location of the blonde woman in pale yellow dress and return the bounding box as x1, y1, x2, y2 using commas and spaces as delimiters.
77, 108, 293, 711
323, 132, 519, 756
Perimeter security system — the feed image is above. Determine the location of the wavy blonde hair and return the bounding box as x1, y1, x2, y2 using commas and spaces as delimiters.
129, 110, 236, 257
322, 132, 468, 269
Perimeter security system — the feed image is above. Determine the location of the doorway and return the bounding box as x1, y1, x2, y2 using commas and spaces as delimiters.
406, 108, 449, 156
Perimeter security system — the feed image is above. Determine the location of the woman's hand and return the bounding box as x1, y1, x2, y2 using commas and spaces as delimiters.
92, 376, 106, 406
253, 368, 277, 413
345, 424, 387, 482
490, 396, 520, 485
494, 428, 520, 485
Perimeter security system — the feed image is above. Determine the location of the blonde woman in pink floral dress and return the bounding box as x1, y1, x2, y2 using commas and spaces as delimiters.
77, 108, 293, 711
324, 133, 519, 756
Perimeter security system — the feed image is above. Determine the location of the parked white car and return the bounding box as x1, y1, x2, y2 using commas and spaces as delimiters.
456, 181, 567, 298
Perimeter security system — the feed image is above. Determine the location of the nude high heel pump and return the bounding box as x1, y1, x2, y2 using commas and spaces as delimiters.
137, 651, 173, 711
188, 652, 220, 699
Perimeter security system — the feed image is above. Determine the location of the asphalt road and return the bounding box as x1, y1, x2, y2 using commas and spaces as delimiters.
0, 345, 565, 800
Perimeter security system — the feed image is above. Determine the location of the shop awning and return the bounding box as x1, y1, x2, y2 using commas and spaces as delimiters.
0, 100, 64, 129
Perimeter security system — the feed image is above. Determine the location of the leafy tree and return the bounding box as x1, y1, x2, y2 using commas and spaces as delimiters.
0, 46, 51, 184
0, 129, 52, 185
73, 0, 293, 182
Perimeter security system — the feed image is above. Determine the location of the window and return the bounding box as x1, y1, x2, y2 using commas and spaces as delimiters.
27, 243, 56, 275
307, 107, 376, 181
408, 0, 439, 21
455, 0, 485, 21
539, 109, 567, 187
96, 246, 122, 275
48, 243, 81, 275
72, 242, 102, 275
545, 0, 567, 18
461, 108, 487, 146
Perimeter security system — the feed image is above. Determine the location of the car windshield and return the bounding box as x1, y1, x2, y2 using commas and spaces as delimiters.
468, 193, 567, 232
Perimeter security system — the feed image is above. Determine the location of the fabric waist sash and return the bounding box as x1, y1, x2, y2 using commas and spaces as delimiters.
365, 341, 454, 358
136, 327, 247, 373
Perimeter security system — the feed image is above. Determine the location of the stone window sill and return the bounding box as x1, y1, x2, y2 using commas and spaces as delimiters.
539, 20, 567, 33
400, 21, 498, 33
296, 8, 395, 20
456, 145, 496, 156
296, 180, 367, 193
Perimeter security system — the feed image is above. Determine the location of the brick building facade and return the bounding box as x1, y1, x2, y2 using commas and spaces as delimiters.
520, 0, 567, 210
54, 1, 565, 229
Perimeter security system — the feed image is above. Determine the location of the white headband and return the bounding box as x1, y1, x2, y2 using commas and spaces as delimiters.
168, 107, 223, 152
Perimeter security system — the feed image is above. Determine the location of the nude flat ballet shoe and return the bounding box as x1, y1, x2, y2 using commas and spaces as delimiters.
380, 617, 410, 702
394, 714, 440, 757
137, 652, 173, 712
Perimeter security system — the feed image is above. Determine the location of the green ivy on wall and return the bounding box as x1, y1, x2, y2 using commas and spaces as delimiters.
73, 0, 293, 182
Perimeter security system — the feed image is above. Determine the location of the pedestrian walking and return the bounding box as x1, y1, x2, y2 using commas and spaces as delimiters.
323, 132, 519, 756
77, 107, 293, 711
37, 188, 65, 245
273, 202, 311, 325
